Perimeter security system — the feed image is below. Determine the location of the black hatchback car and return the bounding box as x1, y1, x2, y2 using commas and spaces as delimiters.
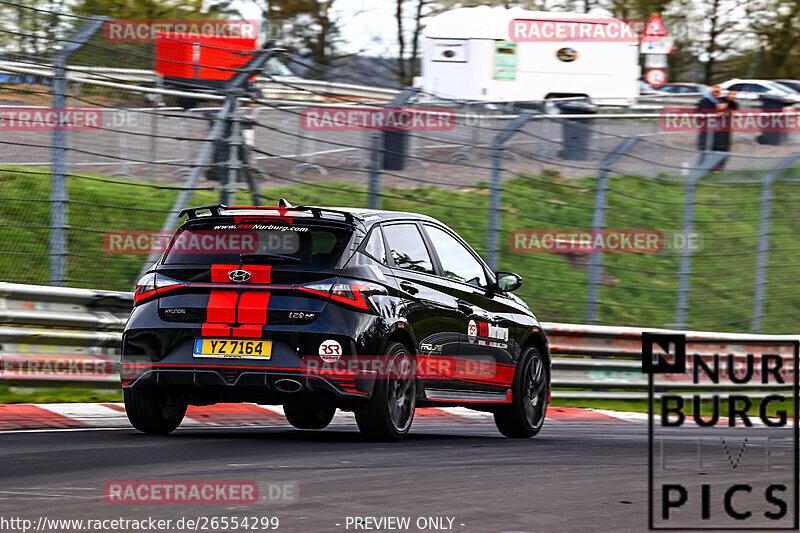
122, 203, 550, 440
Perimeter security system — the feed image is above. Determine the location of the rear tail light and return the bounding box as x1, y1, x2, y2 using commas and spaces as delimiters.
134, 273, 157, 300
330, 284, 370, 309
134, 273, 187, 304
298, 281, 384, 310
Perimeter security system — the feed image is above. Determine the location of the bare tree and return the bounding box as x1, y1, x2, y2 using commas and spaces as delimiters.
396, 0, 407, 82
433, 0, 544, 8
410, 0, 432, 79
698, 0, 748, 83
253, 0, 340, 67
747, 0, 800, 78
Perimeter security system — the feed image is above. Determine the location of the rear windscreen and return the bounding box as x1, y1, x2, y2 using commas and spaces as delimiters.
162, 224, 353, 268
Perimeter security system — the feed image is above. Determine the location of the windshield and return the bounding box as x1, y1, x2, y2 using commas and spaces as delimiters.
776, 81, 800, 92
162, 224, 353, 268
766, 81, 797, 94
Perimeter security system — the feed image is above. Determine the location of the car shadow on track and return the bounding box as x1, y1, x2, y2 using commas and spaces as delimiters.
137, 424, 556, 446
164, 428, 498, 442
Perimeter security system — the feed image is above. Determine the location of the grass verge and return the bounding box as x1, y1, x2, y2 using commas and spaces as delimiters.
0, 386, 123, 404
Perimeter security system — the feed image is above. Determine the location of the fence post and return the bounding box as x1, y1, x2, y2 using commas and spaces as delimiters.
221, 113, 242, 206
584, 136, 640, 324
147, 75, 164, 181
751, 153, 800, 332
674, 151, 728, 329
367, 130, 383, 210
486, 111, 535, 271
141, 49, 275, 275
367, 88, 418, 210
240, 112, 262, 206
49, 16, 107, 286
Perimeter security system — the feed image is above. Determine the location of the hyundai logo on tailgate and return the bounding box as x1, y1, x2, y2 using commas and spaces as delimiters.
228, 269, 252, 283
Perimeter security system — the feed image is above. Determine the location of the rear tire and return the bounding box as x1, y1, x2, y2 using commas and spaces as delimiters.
494, 348, 549, 438
124, 387, 187, 435
355, 342, 416, 441
283, 402, 336, 430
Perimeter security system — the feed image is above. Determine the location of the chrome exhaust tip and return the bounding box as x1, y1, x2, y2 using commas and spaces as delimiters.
274, 378, 303, 393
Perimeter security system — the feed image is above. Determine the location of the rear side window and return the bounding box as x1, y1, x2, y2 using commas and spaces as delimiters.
383, 224, 434, 274
363, 226, 387, 264
162, 224, 352, 268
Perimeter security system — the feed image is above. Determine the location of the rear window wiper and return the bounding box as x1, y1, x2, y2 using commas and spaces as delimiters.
240, 253, 302, 264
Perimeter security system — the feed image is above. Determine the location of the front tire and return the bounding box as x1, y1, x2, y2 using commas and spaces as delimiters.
355, 342, 416, 441
283, 402, 336, 430
494, 348, 549, 438
124, 387, 187, 435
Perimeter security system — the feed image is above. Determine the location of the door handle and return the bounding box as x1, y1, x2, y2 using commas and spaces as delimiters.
457, 301, 473, 315
399, 281, 419, 295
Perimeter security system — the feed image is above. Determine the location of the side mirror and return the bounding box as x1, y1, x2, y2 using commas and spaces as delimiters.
495, 271, 522, 292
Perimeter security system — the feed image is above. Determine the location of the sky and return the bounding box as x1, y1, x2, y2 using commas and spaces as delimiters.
232, 1, 701, 59
236, 0, 406, 56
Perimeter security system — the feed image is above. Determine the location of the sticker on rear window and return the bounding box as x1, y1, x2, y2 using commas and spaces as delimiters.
214, 222, 309, 232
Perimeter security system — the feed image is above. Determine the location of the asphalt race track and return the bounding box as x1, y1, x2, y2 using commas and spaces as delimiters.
0, 418, 793, 533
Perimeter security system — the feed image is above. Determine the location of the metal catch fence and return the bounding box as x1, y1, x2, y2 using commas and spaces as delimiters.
1, 3, 800, 335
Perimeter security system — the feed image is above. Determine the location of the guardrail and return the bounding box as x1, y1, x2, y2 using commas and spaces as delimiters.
8, 60, 789, 109
0, 60, 398, 103
0, 283, 130, 388
0, 283, 795, 399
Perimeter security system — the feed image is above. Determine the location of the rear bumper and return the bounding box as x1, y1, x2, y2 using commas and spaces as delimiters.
121, 341, 375, 398
121, 336, 375, 400
122, 364, 376, 401
121, 300, 385, 401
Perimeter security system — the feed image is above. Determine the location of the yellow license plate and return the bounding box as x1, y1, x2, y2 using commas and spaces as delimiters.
193, 338, 271, 359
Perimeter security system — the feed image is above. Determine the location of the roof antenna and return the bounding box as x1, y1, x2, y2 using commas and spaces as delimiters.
278, 198, 293, 208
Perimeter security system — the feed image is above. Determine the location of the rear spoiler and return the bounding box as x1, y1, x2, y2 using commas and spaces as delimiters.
178, 203, 363, 225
